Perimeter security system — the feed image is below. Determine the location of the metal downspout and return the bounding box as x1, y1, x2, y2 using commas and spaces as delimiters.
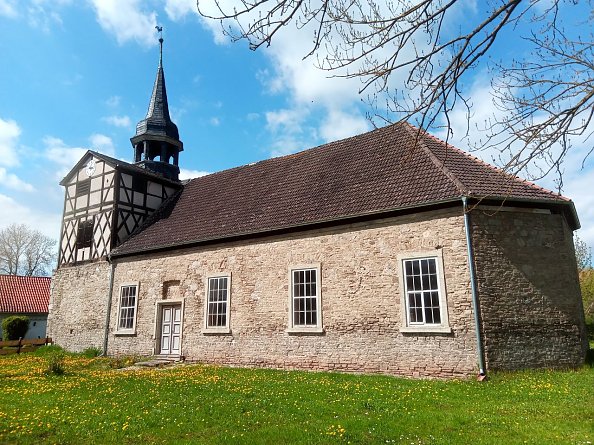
102, 255, 115, 357
462, 196, 486, 377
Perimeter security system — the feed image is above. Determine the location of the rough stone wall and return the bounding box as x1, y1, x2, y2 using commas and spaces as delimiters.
104, 209, 478, 378
48, 261, 111, 351
471, 208, 588, 370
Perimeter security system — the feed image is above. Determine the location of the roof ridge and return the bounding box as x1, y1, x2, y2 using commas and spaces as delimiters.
417, 127, 567, 202
403, 123, 468, 195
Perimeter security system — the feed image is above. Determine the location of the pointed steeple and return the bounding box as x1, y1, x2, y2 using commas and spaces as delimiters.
131, 28, 183, 181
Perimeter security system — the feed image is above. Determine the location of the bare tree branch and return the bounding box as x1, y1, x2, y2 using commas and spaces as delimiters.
0, 224, 57, 276
196, 0, 594, 184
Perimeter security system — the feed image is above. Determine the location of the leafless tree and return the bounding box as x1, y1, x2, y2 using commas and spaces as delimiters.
0, 224, 56, 276
197, 0, 593, 185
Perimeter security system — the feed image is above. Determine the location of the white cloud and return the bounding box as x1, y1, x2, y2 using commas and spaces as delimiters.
269, 137, 310, 158
0, 0, 18, 18
198, 2, 389, 157
319, 109, 370, 143
209, 117, 220, 126
0, 117, 21, 167
27, 3, 64, 32
88, 133, 116, 156
0, 168, 34, 192
90, 0, 157, 47
43, 136, 88, 170
103, 115, 131, 128
179, 168, 210, 180
43, 134, 116, 179
265, 108, 308, 135
164, 0, 196, 21
0, 193, 61, 240
191, 0, 231, 45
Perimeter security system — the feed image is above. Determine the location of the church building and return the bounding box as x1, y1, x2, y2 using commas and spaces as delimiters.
48, 38, 588, 378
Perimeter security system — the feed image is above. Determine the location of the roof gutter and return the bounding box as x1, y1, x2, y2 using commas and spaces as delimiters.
102, 255, 116, 357
462, 196, 487, 379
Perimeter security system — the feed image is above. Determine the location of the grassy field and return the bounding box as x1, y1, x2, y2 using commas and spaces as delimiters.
0, 348, 592, 445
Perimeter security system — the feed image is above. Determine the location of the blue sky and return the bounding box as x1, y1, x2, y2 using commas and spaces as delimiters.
0, 0, 592, 251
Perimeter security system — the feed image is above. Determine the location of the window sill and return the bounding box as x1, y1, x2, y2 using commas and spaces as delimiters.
286, 327, 325, 335
400, 326, 452, 334
202, 328, 231, 335
114, 331, 137, 337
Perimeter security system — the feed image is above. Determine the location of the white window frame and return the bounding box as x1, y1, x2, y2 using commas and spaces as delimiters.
287, 264, 323, 334
115, 282, 139, 335
398, 251, 451, 334
202, 273, 231, 334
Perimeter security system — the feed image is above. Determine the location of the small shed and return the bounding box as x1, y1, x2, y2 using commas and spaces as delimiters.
0, 275, 51, 340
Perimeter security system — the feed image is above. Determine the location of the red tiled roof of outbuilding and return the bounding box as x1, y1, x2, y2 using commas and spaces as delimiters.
112, 122, 576, 257
0, 275, 51, 314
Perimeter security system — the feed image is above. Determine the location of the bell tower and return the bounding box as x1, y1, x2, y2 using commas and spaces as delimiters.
131, 28, 183, 181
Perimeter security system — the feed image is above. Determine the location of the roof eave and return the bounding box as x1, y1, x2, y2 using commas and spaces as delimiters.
112, 193, 579, 260
111, 197, 466, 259
468, 194, 580, 230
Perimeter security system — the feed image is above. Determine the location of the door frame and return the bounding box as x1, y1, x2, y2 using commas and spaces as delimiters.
153, 299, 185, 357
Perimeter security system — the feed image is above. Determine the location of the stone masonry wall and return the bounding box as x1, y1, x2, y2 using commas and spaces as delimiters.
103, 208, 478, 378
471, 208, 588, 370
48, 261, 111, 351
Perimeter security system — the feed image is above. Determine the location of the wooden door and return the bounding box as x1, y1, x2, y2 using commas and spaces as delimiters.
160, 305, 182, 355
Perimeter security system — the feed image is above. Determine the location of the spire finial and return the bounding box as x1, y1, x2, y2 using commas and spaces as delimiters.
155, 25, 163, 67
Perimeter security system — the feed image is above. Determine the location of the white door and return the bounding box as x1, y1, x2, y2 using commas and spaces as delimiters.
160, 305, 182, 355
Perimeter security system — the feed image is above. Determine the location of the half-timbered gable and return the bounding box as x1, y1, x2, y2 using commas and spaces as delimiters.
59, 153, 117, 265
58, 152, 182, 266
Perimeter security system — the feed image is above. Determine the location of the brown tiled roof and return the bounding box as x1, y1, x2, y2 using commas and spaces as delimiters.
0, 275, 51, 314
113, 122, 573, 256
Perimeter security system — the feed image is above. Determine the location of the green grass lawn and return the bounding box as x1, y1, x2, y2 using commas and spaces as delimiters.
0, 348, 592, 445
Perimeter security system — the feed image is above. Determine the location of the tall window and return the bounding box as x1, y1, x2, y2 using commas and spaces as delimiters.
289, 266, 322, 332
117, 284, 138, 333
204, 275, 231, 333
399, 253, 450, 333
403, 258, 441, 324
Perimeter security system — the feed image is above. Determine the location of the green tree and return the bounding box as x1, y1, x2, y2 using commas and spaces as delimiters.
1, 315, 29, 341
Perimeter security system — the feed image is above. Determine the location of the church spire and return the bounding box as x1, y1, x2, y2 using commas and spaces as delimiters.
158, 26, 163, 68
131, 27, 183, 181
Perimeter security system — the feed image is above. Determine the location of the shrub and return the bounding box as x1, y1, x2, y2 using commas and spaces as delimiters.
81, 347, 102, 358
1, 315, 29, 341
45, 350, 66, 375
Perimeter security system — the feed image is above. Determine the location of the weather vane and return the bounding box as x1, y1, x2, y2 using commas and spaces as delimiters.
155, 25, 163, 65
